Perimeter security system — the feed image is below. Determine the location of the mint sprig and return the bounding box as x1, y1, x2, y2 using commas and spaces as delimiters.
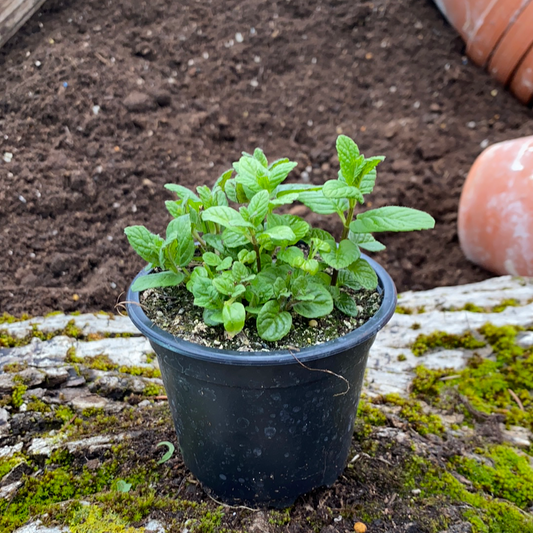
125, 135, 435, 342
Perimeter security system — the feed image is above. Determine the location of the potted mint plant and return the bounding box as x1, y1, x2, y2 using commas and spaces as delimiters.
125, 135, 434, 507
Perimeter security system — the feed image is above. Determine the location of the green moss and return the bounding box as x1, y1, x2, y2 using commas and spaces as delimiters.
27, 398, 51, 413
69, 505, 140, 533
395, 306, 413, 315
491, 299, 521, 313
411, 366, 456, 401
411, 331, 486, 356
452, 445, 533, 509
413, 456, 533, 533
11, 383, 28, 408
382, 394, 445, 436
411, 323, 421, 330
358, 399, 387, 426
44, 311, 65, 318
1, 317, 135, 349
2, 361, 28, 373
83, 354, 118, 372
55, 405, 75, 423
118, 365, 161, 379
459, 302, 485, 313
66, 347, 83, 363
142, 383, 165, 397
397, 354, 407, 362
0, 454, 25, 480
268, 509, 291, 526
0, 459, 120, 532
0, 312, 31, 324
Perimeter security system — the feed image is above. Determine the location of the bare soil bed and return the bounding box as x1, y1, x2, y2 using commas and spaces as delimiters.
0, 0, 531, 317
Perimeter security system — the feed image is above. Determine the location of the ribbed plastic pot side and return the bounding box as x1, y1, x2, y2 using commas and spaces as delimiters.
126, 255, 397, 507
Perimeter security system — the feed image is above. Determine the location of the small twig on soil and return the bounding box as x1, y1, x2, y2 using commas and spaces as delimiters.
114, 299, 149, 317
288, 348, 350, 396
62, 414, 77, 429
205, 491, 260, 512
94, 51, 112, 66
154, 396, 168, 401
439, 374, 462, 381
508, 388, 525, 411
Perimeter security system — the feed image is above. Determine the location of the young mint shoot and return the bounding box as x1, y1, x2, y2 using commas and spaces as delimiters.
125, 135, 435, 342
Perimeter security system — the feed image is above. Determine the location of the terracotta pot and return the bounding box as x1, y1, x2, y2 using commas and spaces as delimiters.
510, 45, 533, 104
434, 0, 530, 67
488, 1, 533, 85
458, 136, 533, 277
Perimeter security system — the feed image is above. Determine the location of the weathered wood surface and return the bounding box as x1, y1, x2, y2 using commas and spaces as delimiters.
0, 0, 47, 49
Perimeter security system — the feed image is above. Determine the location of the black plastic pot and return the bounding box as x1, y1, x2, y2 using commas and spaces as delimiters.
126, 255, 396, 508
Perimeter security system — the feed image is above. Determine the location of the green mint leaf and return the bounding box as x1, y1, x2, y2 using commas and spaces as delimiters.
203, 308, 223, 326
223, 302, 246, 336
213, 188, 229, 207
308, 228, 335, 245
234, 156, 266, 194
124, 226, 164, 266
192, 277, 223, 310
302, 258, 320, 275
336, 135, 361, 185
262, 225, 297, 244
322, 180, 364, 203
212, 275, 235, 296
257, 301, 292, 341
293, 284, 333, 318
165, 184, 201, 203
359, 169, 377, 195
204, 234, 225, 254
348, 258, 378, 290
266, 213, 310, 240
232, 284, 246, 298
273, 278, 290, 299
348, 232, 386, 252
277, 246, 305, 268
297, 190, 338, 215
225, 179, 238, 202
355, 157, 384, 191
253, 148, 269, 167
335, 292, 359, 317
222, 227, 250, 248
238, 249, 257, 265
232, 261, 252, 283
214, 169, 233, 191
269, 193, 299, 207
165, 200, 184, 218
186, 266, 208, 292
163, 216, 195, 268
350, 206, 436, 233
131, 271, 184, 292
298, 191, 349, 216
156, 441, 176, 465
268, 161, 298, 189
244, 306, 262, 315
202, 252, 221, 267
321, 239, 361, 270
216, 256, 233, 271
337, 269, 362, 291
247, 190, 270, 225
196, 185, 213, 208
115, 480, 132, 493
203, 206, 254, 229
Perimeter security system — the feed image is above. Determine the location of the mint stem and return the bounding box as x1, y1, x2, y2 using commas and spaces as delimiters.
331, 202, 355, 286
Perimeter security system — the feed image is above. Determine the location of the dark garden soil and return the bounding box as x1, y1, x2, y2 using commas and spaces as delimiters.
0, 0, 531, 317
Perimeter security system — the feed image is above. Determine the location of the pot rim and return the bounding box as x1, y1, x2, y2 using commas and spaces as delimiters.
126, 254, 397, 366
